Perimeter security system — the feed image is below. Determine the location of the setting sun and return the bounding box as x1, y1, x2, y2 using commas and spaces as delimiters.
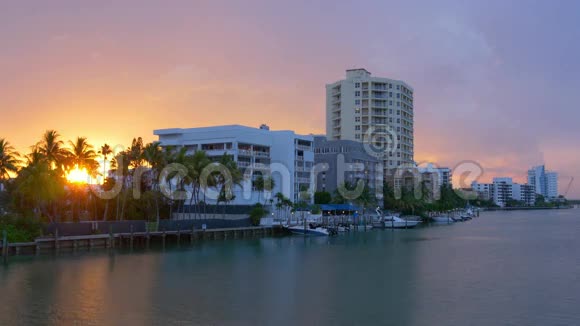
66, 165, 90, 184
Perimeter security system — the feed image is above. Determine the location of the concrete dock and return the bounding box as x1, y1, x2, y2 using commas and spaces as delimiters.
1, 226, 283, 258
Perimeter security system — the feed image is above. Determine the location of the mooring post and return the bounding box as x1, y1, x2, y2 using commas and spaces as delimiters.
190, 225, 195, 244
2, 230, 8, 263
54, 228, 60, 252
130, 225, 134, 250
109, 225, 114, 249
146, 226, 150, 249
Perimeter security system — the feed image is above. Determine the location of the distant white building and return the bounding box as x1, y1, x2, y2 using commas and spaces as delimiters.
154, 124, 314, 205
472, 178, 535, 207
527, 165, 558, 199
471, 182, 492, 200
492, 178, 514, 207
546, 171, 558, 199
512, 183, 536, 206
418, 163, 452, 188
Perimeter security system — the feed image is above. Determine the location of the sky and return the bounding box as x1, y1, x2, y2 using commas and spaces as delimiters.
1, 0, 579, 197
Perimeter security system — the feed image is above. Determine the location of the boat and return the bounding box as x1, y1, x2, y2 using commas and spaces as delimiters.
451, 215, 466, 222
431, 215, 454, 223
371, 208, 421, 229
286, 224, 335, 236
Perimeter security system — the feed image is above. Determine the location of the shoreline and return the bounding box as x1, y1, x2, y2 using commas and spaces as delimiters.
482, 206, 574, 211
0, 226, 285, 260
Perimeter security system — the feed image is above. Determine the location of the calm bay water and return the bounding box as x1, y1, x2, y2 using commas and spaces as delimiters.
1, 209, 580, 325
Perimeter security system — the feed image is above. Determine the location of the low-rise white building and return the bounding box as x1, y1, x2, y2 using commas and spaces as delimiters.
471, 182, 493, 200
154, 124, 314, 206
472, 178, 535, 207
418, 163, 452, 188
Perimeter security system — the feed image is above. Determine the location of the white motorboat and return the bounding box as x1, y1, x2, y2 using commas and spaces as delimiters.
286, 225, 332, 236
371, 208, 421, 229
431, 215, 454, 223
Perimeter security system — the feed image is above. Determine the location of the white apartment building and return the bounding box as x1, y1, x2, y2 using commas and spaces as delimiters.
472, 178, 535, 207
492, 178, 514, 207
527, 165, 559, 199
546, 171, 558, 198
326, 69, 414, 173
418, 163, 452, 188
512, 183, 536, 206
471, 182, 493, 200
154, 124, 314, 205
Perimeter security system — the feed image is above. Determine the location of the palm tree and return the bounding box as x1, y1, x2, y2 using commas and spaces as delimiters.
142, 141, 164, 223
66, 137, 99, 220
213, 154, 242, 217
184, 150, 211, 219
99, 143, 113, 179
111, 151, 130, 220
253, 175, 276, 205
98, 143, 114, 221
67, 137, 99, 176
36, 130, 67, 171
0, 138, 21, 190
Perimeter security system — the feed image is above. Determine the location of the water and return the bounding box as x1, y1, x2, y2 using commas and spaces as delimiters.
1, 209, 580, 325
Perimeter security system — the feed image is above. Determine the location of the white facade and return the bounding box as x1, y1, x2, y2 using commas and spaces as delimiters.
546, 172, 558, 198
471, 182, 492, 200
473, 178, 535, 207
154, 125, 314, 205
512, 183, 536, 206
527, 165, 559, 199
492, 178, 513, 207
418, 163, 452, 188
326, 69, 414, 172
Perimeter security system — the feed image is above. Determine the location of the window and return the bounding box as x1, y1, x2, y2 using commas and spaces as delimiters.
396, 85, 400, 90
389, 92, 393, 97
389, 109, 393, 114
397, 110, 400, 115
389, 100, 393, 105
396, 93, 400, 99
397, 102, 400, 107
355, 99, 360, 105
355, 82, 360, 88
355, 134, 360, 139
355, 91, 360, 97
355, 117, 360, 122
389, 84, 393, 89
389, 118, 393, 123
355, 125, 361, 131
355, 108, 361, 114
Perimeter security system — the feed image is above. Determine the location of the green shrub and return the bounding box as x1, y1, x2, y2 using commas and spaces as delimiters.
0, 215, 43, 243
249, 204, 267, 226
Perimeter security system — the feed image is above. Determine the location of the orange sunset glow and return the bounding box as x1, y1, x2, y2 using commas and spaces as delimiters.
1, 2, 578, 197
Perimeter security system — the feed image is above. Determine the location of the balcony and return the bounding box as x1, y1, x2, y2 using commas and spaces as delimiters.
238, 149, 252, 156
254, 151, 270, 158
296, 144, 311, 151
295, 177, 310, 183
